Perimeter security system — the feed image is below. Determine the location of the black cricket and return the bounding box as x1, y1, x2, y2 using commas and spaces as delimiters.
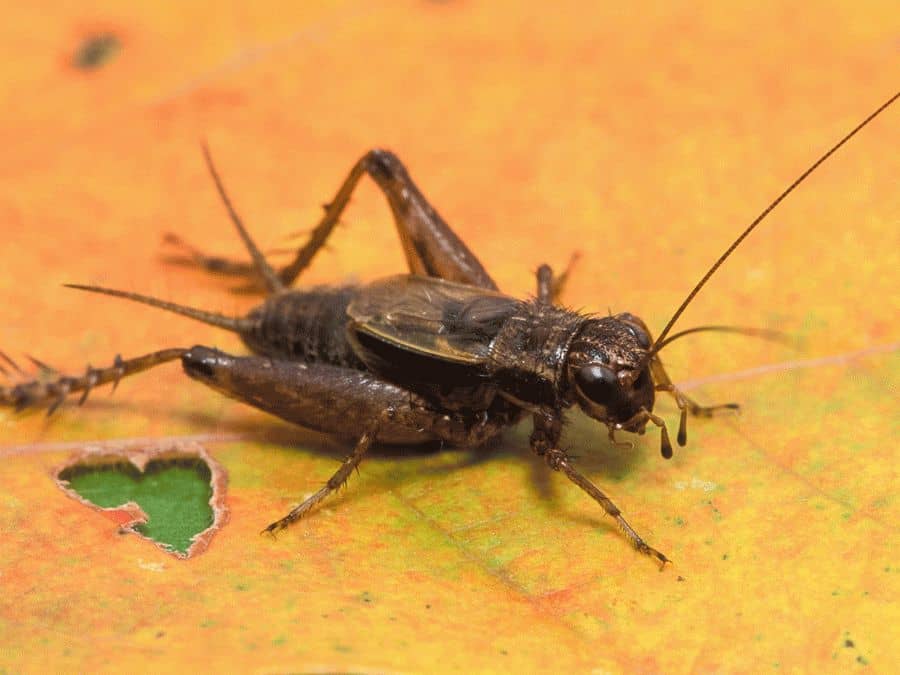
3, 94, 895, 565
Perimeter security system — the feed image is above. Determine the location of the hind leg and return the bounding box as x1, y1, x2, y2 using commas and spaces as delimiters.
162, 232, 259, 278
162, 144, 286, 294
178, 346, 511, 531
0, 348, 186, 414
171, 148, 498, 292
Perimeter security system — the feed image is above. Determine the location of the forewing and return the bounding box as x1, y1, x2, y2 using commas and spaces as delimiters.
348, 275, 521, 364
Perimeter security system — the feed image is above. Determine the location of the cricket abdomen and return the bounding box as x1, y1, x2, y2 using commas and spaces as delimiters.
240, 286, 366, 369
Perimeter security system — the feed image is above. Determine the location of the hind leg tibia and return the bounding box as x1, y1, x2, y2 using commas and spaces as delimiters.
169, 149, 499, 293
0, 348, 185, 414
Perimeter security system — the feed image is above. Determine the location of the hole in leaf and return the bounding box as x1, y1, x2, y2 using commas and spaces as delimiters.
55, 443, 228, 558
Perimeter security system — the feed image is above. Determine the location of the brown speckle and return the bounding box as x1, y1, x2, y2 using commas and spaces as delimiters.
73, 33, 120, 70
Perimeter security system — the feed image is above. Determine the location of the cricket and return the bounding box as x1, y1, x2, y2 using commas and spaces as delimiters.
2, 93, 896, 565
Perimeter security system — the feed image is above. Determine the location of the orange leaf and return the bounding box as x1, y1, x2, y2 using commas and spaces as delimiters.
0, 2, 897, 671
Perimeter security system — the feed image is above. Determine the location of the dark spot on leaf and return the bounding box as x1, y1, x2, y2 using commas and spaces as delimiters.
73, 33, 121, 70
844, 639, 855, 648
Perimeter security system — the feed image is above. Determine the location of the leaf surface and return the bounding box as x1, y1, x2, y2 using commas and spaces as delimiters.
0, 2, 897, 672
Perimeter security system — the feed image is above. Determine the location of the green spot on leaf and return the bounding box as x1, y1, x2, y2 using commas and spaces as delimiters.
60, 458, 213, 555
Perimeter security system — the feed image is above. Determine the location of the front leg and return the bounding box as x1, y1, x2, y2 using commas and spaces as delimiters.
531, 412, 670, 566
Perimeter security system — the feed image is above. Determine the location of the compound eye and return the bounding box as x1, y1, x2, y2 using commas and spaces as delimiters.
575, 364, 619, 406
615, 313, 652, 349
623, 323, 651, 349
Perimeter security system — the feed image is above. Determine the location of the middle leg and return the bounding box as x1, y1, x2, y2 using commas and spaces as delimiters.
262, 413, 384, 534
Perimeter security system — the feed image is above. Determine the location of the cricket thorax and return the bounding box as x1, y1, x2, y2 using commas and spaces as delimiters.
487, 301, 586, 408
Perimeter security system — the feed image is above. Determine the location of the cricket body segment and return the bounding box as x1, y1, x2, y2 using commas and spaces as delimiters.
4, 93, 896, 567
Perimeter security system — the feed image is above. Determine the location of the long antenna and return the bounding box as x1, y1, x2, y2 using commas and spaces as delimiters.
652, 92, 898, 353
